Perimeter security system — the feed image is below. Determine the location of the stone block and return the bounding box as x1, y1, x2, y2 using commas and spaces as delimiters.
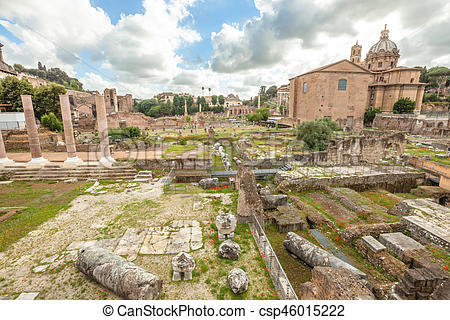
379, 232, 424, 260
361, 236, 386, 253
432, 279, 450, 300
403, 269, 425, 288
16, 292, 39, 300
299, 267, 375, 300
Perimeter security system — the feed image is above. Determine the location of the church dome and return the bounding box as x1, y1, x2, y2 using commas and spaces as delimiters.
368, 25, 398, 54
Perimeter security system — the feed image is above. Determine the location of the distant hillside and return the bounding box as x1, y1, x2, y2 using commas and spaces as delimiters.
13, 62, 84, 91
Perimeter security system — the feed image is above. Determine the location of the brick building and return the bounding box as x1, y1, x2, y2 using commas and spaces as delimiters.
289, 26, 426, 130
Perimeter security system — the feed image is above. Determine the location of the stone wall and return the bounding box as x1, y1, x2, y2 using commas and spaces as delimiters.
3, 129, 61, 151
299, 267, 375, 300
373, 113, 449, 137
133, 158, 212, 171
421, 102, 450, 113
107, 112, 154, 130
276, 171, 425, 193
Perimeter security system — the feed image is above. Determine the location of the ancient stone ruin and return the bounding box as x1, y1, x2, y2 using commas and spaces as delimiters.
172, 252, 195, 281
235, 165, 264, 223
76, 246, 162, 300
218, 240, 241, 260
227, 268, 249, 294
215, 213, 237, 240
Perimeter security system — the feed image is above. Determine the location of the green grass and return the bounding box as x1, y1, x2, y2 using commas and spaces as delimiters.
0, 185, 84, 252
264, 224, 312, 296
360, 190, 400, 210
405, 144, 450, 166
163, 144, 199, 158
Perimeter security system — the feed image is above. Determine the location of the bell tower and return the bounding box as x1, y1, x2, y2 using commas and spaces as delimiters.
350, 41, 362, 63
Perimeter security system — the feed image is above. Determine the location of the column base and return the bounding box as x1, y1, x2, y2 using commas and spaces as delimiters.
0, 157, 14, 165
26, 157, 50, 168
62, 156, 84, 168
99, 156, 116, 167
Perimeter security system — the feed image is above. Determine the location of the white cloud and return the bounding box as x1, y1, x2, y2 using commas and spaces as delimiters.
0, 0, 448, 100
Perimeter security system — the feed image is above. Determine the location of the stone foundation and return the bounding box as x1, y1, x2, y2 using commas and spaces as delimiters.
299, 267, 375, 300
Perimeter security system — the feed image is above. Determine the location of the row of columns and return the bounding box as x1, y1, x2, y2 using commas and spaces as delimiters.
0, 94, 115, 168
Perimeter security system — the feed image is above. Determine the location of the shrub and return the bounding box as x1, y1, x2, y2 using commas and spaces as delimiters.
364, 107, 381, 126
393, 97, 416, 114
108, 126, 140, 140
179, 139, 187, 145
41, 112, 63, 132
296, 118, 339, 151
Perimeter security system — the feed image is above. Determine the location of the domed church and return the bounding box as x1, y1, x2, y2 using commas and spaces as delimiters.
289, 25, 426, 131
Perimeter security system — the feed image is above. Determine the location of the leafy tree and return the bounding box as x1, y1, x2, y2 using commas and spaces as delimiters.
123, 126, 141, 138
258, 107, 270, 121
135, 99, 158, 115
13, 64, 25, 73
212, 105, 224, 113
296, 118, 339, 151
266, 85, 277, 98
218, 95, 225, 105
247, 113, 262, 122
246, 107, 270, 122
393, 97, 416, 114
0, 76, 34, 111
364, 107, 381, 126
427, 66, 450, 96
33, 83, 66, 120
148, 105, 162, 118
41, 112, 63, 132
186, 96, 194, 108
211, 95, 218, 105
423, 93, 439, 102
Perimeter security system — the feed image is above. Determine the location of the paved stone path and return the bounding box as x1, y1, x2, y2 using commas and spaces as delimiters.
31, 220, 203, 274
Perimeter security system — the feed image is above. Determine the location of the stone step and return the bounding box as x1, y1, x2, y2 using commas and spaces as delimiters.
11, 169, 137, 174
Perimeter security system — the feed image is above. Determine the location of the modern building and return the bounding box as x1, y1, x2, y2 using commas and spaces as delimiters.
0, 112, 26, 130
289, 25, 426, 130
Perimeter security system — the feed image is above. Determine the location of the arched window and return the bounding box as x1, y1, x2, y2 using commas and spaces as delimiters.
303, 82, 307, 93
338, 79, 347, 91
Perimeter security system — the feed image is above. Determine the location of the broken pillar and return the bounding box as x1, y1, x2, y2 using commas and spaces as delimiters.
20, 95, 49, 166
95, 94, 115, 166
0, 129, 14, 166
283, 232, 366, 279
59, 94, 83, 166
76, 246, 162, 299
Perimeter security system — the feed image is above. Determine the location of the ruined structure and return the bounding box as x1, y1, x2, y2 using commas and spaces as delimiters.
372, 113, 449, 137
76, 246, 162, 299
95, 94, 115, 165
20, 95, 49, 166
59, 95, 82, 166
235, 165, 264, 223
299, 267, 374, 300
0, 128, 13, 166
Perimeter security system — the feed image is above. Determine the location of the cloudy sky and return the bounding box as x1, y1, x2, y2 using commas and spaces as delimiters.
0, 0, 448, 99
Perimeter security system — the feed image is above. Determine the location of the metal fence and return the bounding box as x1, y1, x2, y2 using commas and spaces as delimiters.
249, 214, 298, 300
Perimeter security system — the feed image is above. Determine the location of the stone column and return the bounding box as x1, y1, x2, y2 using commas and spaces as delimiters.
184, 99, 188, 116
20, 95, 49, 166
95, 94, 115, 166
59, 95, 83, 166
0, 129, 14, 166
